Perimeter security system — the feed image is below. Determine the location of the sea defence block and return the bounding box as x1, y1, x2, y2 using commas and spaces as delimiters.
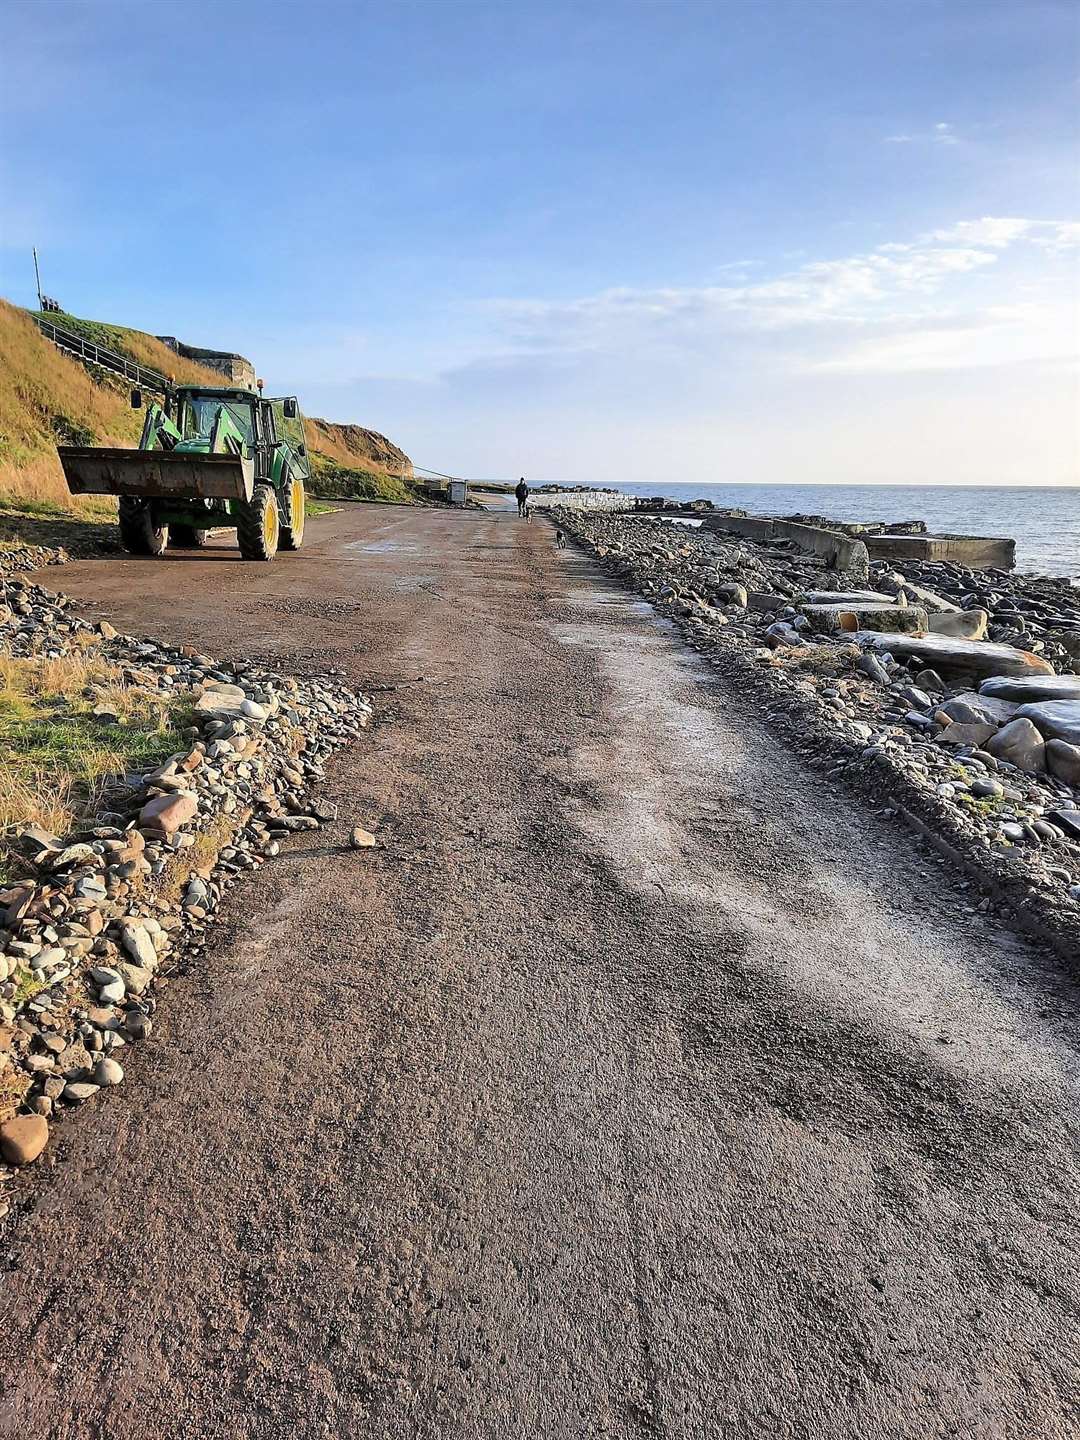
799, 590, 896, 605
801, 603, 927, 635
865, 533, 1016, 570
701, 515, 870, 582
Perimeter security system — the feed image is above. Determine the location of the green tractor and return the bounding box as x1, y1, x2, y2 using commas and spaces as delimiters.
57, 384, 311, 561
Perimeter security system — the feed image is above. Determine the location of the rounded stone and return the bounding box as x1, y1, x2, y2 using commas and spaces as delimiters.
92, 1057, 124, 1086
0, 1113, 50, 1165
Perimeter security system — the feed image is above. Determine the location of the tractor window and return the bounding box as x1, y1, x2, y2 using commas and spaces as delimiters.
181, 395, 255, 442
270, 399, 306, 455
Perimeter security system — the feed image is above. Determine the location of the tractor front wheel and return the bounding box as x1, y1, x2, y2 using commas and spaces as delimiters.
169, 525, 208, 549
280, 476, 306, 551
237, 486, 280, 561
118, 498, 168, 557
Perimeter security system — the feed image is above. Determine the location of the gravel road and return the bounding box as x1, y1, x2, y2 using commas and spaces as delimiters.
1, 504, 1077, 1439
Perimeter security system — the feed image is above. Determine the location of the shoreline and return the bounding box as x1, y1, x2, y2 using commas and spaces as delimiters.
549, 505, 1080, 962
531, 483, 1080, 579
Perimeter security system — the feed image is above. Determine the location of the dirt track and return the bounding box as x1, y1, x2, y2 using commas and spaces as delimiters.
1, 503, 1078, 1439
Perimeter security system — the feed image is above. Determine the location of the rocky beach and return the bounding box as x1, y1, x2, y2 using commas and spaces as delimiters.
551, 505, 1080, 960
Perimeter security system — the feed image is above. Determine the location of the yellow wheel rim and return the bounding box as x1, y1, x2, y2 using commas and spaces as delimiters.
263, 495, 279, 550
291, 479, 305, 542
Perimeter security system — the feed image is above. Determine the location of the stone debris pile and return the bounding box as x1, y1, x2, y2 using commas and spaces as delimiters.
554, 510, 1080, 956
0, 542, 69, 578
0, 571, 373, 1173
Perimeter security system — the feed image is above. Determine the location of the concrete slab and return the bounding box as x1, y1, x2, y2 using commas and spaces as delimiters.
865, 534, 1016, 570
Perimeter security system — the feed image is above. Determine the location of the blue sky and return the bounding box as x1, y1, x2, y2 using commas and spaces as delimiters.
2, 0, 1078, 484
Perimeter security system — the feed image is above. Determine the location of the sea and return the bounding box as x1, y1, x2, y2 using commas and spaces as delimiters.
609, 483, 1079, 579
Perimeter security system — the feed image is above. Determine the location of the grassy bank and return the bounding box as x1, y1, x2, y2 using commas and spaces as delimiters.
0, 651, 193, 871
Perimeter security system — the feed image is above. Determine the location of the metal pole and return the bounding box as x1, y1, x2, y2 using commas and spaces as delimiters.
32, 247, 43, 310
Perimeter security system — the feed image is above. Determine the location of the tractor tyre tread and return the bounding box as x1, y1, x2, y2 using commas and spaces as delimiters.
118, 498, 167, 557
236, 486, 279, 562
280, 476, 306, 551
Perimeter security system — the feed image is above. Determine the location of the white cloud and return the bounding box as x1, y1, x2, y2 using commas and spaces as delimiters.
884, 121, 961, 147
931, 217, 1033, 247
465, 216, 1079, 385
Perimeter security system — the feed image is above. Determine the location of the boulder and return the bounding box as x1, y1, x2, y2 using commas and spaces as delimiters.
764, 621, 803, 648
984, 718, 1046, 774
1046, 739, 1080, 787
0, 1114, 49, 1165
802, 603, 927, 635
935, 691, 1018, 726
926, 609, 988, 641
1014, 700, 1080, 746
933, 722, 999, 749
980, 675, 1080, 704
855, 633, 1054, 682
193, 684, 248, 719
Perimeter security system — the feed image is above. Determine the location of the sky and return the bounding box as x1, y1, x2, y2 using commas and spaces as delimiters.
1, 0, 1078, 486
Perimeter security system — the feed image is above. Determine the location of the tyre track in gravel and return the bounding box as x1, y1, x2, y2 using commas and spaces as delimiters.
0, 502, 1077, 1439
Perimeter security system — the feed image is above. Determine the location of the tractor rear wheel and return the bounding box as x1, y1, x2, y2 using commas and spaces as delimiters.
280, 476, 306, 551
236, 486, 280, 562
169, 525, 208, 549
118, 498, 168, 557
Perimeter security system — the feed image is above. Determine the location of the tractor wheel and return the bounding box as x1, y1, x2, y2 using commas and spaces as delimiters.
118, 498, 168, 557
236, 485, 280, 562
169, 525, 208, 549
280, 476, 306, 551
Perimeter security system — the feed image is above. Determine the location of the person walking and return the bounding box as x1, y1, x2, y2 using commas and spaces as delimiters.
515, 476, 530, 518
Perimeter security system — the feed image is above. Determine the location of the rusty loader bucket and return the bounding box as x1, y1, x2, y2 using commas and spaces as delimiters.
57, 447, 255, 503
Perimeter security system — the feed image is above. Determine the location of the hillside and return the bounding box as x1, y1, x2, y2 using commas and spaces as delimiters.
0, 299, 415, 512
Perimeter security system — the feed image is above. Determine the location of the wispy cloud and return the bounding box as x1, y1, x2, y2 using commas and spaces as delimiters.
885, 121, 961, 146
459, 217, 1079, 383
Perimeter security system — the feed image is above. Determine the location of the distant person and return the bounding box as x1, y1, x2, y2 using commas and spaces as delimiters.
515, 477, 529, 518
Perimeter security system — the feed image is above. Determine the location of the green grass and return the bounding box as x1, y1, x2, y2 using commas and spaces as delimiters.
10, 966, 46, 1005
306, 451, 414, 505
0, 654, 194, 862
33, 310, 140, 355
305, 497, 338, 518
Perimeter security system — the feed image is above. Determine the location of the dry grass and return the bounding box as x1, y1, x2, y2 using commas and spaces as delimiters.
303, 416, 410, 478
0, 299, 240, 512
0, 300, 142, 508
155, 809, 243, 908
0, 1054, 30, 1124
0, 653, 193, 846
